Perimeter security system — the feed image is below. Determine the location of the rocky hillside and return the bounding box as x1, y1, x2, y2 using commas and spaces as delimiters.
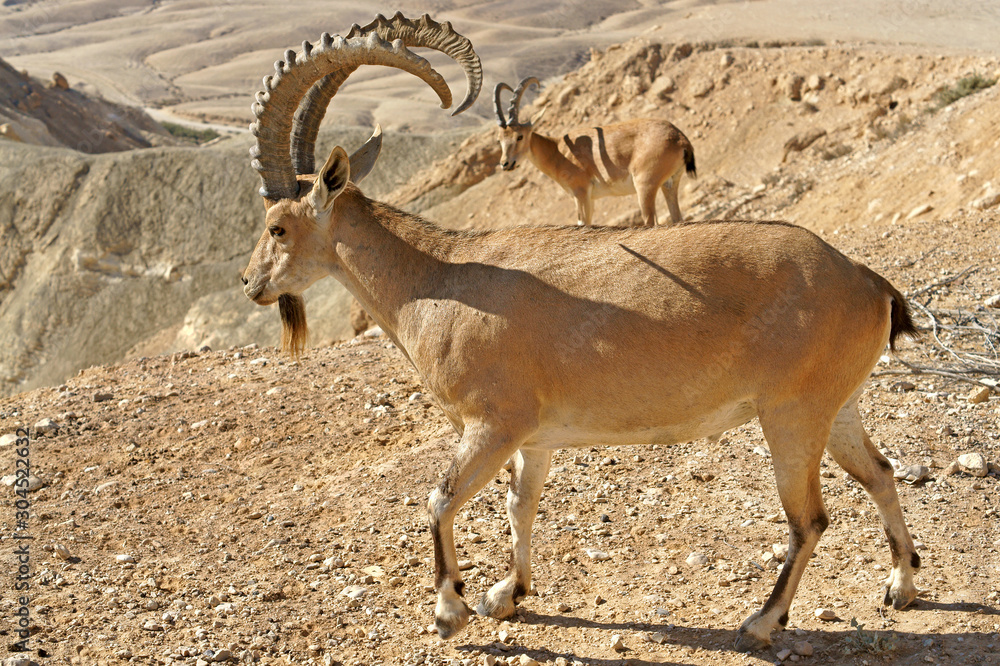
0, 56, 173, 152
0, 126, 472, 397
391, 40, 1000, 233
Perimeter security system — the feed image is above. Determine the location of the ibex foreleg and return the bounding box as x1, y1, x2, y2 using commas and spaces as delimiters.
429, 422, 526, 638
736, 407, 831, 651
826, 399, 920, 610
477, 448, 552, 619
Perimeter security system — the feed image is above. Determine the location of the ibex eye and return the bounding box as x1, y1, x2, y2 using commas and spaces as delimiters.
516, 135, 523, 141
269, 226, 285, 238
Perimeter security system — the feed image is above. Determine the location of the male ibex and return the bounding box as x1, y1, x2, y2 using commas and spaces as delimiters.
242, 15, 921, 652
495, 77, 696, 227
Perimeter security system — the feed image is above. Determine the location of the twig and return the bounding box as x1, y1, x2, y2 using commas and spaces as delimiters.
906, 264, 979, 299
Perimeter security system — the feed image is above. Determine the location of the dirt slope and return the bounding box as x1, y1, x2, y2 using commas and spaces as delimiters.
1, 213, 997, 665
393, 40, 1000, 235
0, 56, 172, 151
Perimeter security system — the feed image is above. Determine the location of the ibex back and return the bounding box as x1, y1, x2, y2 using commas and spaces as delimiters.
241, 15, 921, 652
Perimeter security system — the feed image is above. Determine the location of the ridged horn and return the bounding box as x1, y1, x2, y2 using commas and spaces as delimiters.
289, 12, 483, 176
250, 30, 461, 200
494, 82, 513, 128
508, 76, 539, 125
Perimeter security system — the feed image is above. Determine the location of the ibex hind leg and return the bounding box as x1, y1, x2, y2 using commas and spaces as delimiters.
736, 407, 831, 651
826, 399, 919, 610
478, 449, 552, 620
429, 422, 526, 639
660, 173, 684, 225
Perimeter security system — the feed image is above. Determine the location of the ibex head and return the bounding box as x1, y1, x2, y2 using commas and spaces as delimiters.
494, 77, 541, 171
240, 13, 482, 354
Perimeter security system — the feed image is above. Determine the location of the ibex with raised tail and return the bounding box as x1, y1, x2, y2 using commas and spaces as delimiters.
495, 77, 696, 227
240, 14, 921, 652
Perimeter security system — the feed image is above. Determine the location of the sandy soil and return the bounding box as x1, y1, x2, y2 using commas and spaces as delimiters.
2, 1, 999, 133
1, 212, 998, 666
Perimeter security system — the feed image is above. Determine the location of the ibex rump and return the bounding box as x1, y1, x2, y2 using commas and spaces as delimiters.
495, 77, 696, 227
241, 16, 921, 652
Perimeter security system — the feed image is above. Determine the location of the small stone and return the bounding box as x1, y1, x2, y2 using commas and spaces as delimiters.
0, 433, 17, 447
906, 204, 933, 219
481, 656, 497, 666
968, 386, 992, 404
752, 446, 771, 457
458, 559, 474, 570
793, 641, 813, 656
972, 190, 1000, 210
408, 392, 423, 402
584, 548, 611, 561
33, 418, 58, 435
213, 649, 232, 662
777, 648, 793, 660
891, 381, 916, 392
144, 600, 159, 611
772, 544, 789, 562
986, 294, 1000, 308
957, 453, 988, 477
142, 621, 163, 631
814, 608, 837, 621
647, 631, 666, 644
53, 544, 72, 560
556, 602, 571, 612
517, 655, 539, 666
93, 392, 114, 402
610, 634, 625, 652
116, 554, 136, 564
685, 552, 709, 567
498, 629, 512, 643
593, 595, 605, 606
363, 326, 384, 338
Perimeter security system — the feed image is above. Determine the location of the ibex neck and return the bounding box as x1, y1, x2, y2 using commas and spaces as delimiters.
527, 131, 578, 181
329, 187, 457, 345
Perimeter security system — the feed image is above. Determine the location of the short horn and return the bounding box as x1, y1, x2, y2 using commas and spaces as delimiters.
494, 82, 513, 128
290, 12, 483, 176
251, 30, 463, 199
508, 76, 539, 125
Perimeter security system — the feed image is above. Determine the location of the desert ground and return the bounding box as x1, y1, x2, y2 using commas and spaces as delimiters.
0, 2, 999, 665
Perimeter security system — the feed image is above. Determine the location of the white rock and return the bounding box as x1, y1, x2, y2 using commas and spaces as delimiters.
793, 640, 813, 656
0, 433, 18, 447
986, 294, 1000, 308
363, 326, 384, 338
772, 544, 789, 562
647, 631, 667, 644
957, 452, 988, 477
752, 445, 771, 457
116, 554, 136, 564
906, 204, 933, 219
776, 648, 792, 660
33, 418, 58, 435
517, 655, 539, 666
145, 600, 159, 611
53, 544, 72, 561
685, 552, 709, 567
972, 190, 1000, 210
340, 585, 368, 599
584, 548, 611, 561
610, 634, 625, 652
814, 608, 837, 621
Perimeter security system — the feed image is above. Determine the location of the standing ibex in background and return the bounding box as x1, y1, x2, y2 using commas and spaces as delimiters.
495, 77, 697, 227
241, 14, 922, 652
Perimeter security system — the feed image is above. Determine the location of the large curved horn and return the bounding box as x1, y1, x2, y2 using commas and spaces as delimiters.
290, 12, 482, 175
508, 76, 539, 125
250, 30, 467, 199
494, 82, 513, 128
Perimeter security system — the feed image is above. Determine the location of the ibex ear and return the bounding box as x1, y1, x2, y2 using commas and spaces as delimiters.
348, 124, 382, 185
311, 146, 350, 215
530, 105, 548, 125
